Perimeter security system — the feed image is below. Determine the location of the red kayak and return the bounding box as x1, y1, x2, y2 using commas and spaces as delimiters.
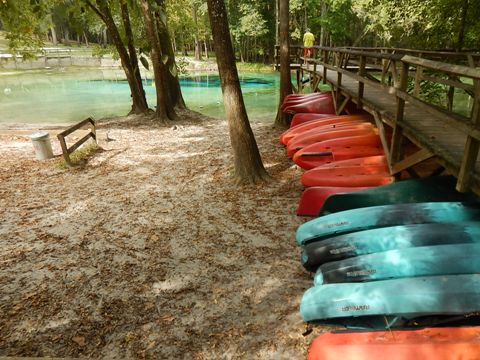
297, 186, 370, 216
291, 113, 333, 128
286, 126, 377, 157
282, 93, 331, 111
309, 327, 480, 360
283, 96, 336, 115
301, 166, 393, 187
293, 144, 385, 170
284, 92, 330, 101
280, 114, 372, 145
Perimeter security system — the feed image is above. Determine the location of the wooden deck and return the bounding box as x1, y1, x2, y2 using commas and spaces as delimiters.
284, 46, 480, 194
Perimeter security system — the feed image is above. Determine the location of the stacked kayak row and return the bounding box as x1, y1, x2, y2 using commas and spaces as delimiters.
279, 92, 480, 358
279, 92, 394, 216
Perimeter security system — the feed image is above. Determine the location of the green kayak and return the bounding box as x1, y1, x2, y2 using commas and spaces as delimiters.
296, 202, 480, 246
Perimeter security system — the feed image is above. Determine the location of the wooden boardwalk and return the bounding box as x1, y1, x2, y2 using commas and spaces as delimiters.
288, 47, 480, 194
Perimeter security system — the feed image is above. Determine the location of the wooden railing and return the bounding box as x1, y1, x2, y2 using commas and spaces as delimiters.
57, 117, 97, 166
294, 46, 480, 192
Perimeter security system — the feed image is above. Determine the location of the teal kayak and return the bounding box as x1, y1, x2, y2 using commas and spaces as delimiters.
301, 274, 480, 329
314, 243, 480, 285
301, 222, 480, 271
319, 176, 474, 216
296, 202, 480, 246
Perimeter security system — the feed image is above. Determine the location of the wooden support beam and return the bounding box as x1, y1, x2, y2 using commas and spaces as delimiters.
357, 55, 366, 109
372, 111, 391, 160
336, 95, 351, 115
296, 69, 301, 93
391, 148, 435, 175
457, 80, 480, 192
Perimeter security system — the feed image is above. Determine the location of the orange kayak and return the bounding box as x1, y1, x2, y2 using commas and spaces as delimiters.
293, 144, 384, 170
283, 96, 336, 115
286, 125, 377, 157
297, 186, 371, 216
291, 113, 333, 128
309, 327, 480, 360
318, 155, 388, 168
280, 114, 372, 145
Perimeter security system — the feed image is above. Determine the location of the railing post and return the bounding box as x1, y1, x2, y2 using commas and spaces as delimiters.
389, 60, 409, 169
456, 72, 480, 192
357, 55, 366, 110
323, 49, 328, 84
412, 65, 423, 97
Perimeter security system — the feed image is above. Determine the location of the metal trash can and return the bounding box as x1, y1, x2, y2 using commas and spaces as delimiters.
29, 131, 54, 160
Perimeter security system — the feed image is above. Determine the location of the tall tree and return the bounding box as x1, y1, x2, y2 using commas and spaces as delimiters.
274, 0, 292, 128
206, 0, 269, 184
85, 0, 149, 115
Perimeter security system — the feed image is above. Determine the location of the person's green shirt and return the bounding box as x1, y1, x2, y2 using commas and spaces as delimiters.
303, 31, 315, 47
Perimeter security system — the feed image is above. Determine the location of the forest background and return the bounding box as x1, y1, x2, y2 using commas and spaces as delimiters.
1, 0, 478, 66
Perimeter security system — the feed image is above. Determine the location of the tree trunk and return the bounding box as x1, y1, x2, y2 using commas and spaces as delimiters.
456, 0, 469, 51
274, 0, 292, 128
86, 0, 149, 115
204, 40, 209, 58
83, 32, 89, 46
50, 27, 57, 45
206, 0, 269, 184
120, 0, 149, 113
154, 0, 186, 110
192, 4, 202, 60
139, 0, 175, 121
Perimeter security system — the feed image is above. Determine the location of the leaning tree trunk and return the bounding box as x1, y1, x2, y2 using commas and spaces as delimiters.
206, 0, 269, 184
274, 0, 292, 128
192, 4, 202, 61
140, 0, 175, 121
86, 0, 149, 115
456, 0, 469, 51
121, 0, 148, 113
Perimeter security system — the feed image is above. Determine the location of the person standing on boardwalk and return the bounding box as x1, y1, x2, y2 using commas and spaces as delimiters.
303, 28, 315, 64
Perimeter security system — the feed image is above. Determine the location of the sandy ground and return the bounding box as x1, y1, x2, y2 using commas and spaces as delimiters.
0, 112, 325, 359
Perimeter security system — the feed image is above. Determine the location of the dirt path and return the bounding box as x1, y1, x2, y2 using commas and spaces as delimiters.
0, 113, 322, 359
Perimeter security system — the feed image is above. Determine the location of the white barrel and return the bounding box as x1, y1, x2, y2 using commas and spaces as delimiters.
29, 131, 54, 160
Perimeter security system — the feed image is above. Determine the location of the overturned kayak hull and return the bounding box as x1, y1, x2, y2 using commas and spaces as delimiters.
286, 126, 377, 157
282, 93, 332, 110
283, 96, 336, 115
308, 327, 480, 360
316, 243, 480, 285
302, 222, 480, 271
301, 164, 391, 187
301, 274, 480, 329
297, 186, 371, 217
280, 114, 371, 145
293, 145, 384, 170
296, 202, 480, 246
291, 113, 333, 128
320, 176, 474, 215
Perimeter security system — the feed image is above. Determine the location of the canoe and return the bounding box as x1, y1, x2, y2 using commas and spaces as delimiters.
282, 93, 331, 110
286, 126, 377, 158
300, 274, 480, 329
280, 114, 372, 145
297, 187, 371, 217
315, 243, 480, 285
283, 96, 336, 115
301, 167, 392, 188
291, 113, 333, 128
315, 155, 387, 168
302, 222, 480, 271
308, 327, 480, 360
296, 202, 480, 246
293, 145, 384, 170
319, 175, 475, 215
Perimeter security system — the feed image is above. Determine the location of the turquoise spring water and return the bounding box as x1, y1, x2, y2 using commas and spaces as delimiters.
0, 68, 280, 124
